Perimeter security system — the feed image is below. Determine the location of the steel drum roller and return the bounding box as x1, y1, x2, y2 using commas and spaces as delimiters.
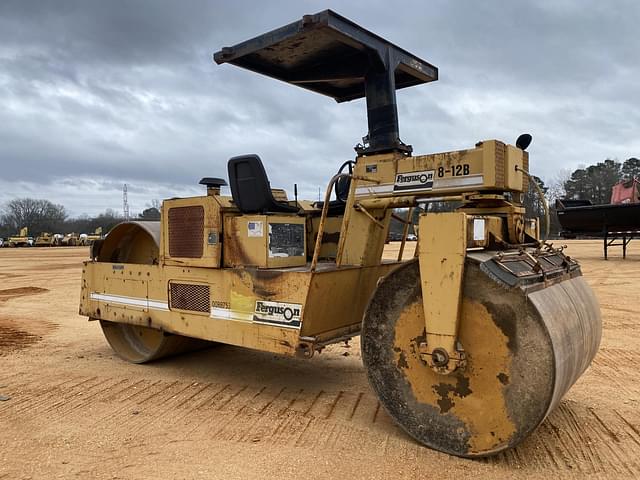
362, 258, 601, 457
95, 221, 209, 363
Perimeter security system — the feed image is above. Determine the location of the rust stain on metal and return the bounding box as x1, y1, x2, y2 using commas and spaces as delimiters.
224, 234, 252, 267
393, 297, 516, 454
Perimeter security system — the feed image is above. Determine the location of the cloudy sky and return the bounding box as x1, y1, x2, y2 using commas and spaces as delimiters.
1, 0, 638, 216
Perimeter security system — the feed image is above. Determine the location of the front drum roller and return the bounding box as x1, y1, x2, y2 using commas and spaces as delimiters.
361, 259, 601, 457
95, 221, 209, 363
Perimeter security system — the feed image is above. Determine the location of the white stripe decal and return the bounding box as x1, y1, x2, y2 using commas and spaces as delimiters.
355, 175, 484, 196
355, 184, 394, 196
91, 292, 257, 323
433, 174, 484, 189
89, 292, 169, 311
148, 299, 170, 311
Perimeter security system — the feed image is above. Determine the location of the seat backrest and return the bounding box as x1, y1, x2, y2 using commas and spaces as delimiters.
227, 155, 298, 214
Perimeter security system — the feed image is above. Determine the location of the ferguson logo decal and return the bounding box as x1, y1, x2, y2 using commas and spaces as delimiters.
394, 170, 434, 191
254, 301, 302, 328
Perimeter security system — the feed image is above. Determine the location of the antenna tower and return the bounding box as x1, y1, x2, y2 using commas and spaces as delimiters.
123, 184, 130, 221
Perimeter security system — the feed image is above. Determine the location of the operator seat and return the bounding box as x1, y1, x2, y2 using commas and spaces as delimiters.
227, 154, 299, 214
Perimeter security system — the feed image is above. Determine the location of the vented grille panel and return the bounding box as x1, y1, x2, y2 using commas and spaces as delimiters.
168, 206, 204, 258
522, 151, 530, 192
169, 282, 210, 313
495, 141, 506, 188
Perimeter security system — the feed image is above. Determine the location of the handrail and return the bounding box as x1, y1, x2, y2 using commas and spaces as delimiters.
310, 173, 350, 272
310, 173, 382, 271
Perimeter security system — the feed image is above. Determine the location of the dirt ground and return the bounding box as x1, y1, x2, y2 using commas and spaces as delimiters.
0, 240, 638, 479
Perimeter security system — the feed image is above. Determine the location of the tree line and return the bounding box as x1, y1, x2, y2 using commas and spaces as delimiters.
0, 198, 160, 239
562, 157, 640, 205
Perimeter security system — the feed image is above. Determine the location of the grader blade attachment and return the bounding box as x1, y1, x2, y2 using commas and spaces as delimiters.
362, 256, 600, 457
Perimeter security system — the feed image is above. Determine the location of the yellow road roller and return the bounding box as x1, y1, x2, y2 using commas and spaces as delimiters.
79, 10, 601, 457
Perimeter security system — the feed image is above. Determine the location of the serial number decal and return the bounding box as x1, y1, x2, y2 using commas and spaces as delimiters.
254, 301, 302, 329
394, 170, 434, 192
211, 300, 230, 309
437, 163, 470, 177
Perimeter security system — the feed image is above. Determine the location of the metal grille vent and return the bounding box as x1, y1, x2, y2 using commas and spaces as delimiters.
522, 151, 530, 192
169, 282, 210, 313
168, 206, 204, 258
495, 141, 506, 188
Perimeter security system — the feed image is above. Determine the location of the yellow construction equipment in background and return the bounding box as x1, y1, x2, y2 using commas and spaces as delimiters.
61, 232, 80, 246
6, 227, 32, 247
79, 227, 104, 246
35, 232, 63, 247
78, 10, 601, 457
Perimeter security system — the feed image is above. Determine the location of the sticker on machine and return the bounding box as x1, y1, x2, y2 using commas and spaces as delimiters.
254, 300, 302, 328
394, 170, 434, 192
247, 221, 263, 237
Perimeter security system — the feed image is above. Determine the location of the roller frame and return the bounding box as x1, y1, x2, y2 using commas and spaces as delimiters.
417, 212, 468, 374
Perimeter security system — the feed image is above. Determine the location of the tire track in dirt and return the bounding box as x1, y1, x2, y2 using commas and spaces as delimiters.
590, 348, 640, 397
0, 374, 394, 456
481, 401, 640, 475
4, 376, 101, 418
3, 373, 640, 476
0, 375, 87, 414
594, 348, 640, 369
0, 273, 25, 280
602, 321, 640, 331
600, 304, 640, 316
0, 371, 24, 387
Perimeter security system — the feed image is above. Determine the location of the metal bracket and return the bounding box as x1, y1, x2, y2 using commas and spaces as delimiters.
354, 203, 385, 229
417, 212, 467, 374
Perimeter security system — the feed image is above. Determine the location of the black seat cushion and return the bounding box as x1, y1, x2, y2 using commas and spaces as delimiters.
312, 169, 350, 216
227, 154, 298, 214
312, 199, 346, 216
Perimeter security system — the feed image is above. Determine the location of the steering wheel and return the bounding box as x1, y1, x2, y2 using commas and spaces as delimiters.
334, 160, 355, 203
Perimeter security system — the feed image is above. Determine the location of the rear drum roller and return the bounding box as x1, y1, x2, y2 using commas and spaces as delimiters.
361, 259, 601, 457
95, 221, 210, 363
100, 320, 209, 364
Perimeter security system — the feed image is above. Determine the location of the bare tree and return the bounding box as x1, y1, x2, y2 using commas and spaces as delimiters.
1, 198, 67, 234
546, 169, 571, 203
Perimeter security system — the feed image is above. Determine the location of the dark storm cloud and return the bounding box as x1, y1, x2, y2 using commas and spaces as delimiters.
0, 0, 638, 215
